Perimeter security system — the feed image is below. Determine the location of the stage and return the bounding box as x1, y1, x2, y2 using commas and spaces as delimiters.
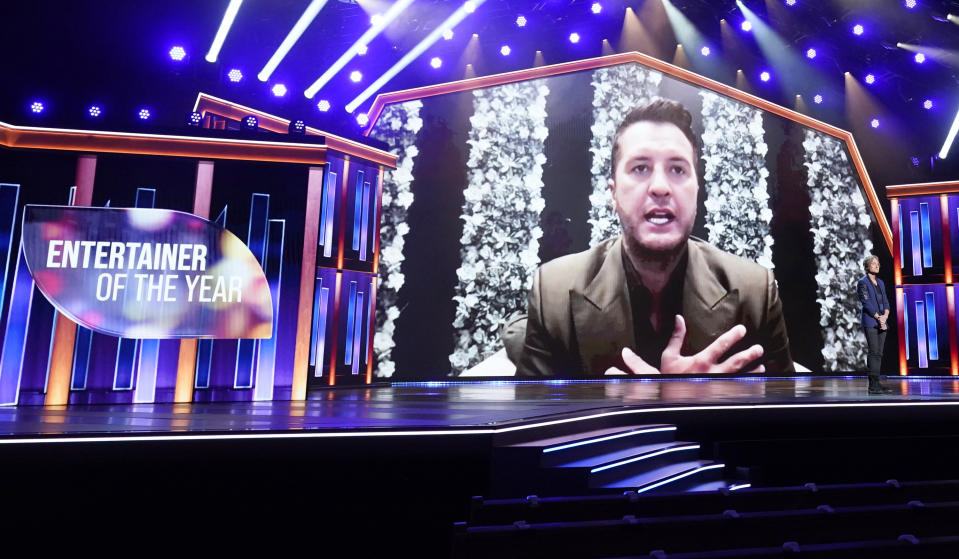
3, 376, 959, 439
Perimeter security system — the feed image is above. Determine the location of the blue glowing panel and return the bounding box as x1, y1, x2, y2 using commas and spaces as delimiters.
915, 300, 928, 368
253, 219, 285, 401
352, 171, 365, 251
899, 213, 905, 270
344, 281, 357, 366
925, 291, 939, 361
351, 291, 364, 375
910, 211, 922, 276
0, 248, 35, 405
360, 179, 371, 261
133, 339, 160, 403
70, 327, 93, 390
0, 184, 21, 314
235, 194, 270, 389
904, 296, 910, 360
321, 171, 337, 258
920, 202, 933, 268
194, 206, 226, 390
313, 286, 331, 376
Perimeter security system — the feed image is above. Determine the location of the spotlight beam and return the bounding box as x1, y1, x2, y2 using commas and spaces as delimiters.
304, 0, 416, 98
345, 0, 485, 113
206, 0, 244, 63
259, 0, 330, 82
940, 105, 959, 159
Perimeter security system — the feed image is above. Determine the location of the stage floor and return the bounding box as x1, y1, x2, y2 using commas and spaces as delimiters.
2, 376, 959, 439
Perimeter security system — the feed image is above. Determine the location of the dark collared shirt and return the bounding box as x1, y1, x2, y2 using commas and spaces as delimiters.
621, 248, 688, 369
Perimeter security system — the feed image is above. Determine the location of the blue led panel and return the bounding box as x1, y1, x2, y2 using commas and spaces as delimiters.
919, 202, 933, 268
915, 300, 928, 368
925, 291, 939, 361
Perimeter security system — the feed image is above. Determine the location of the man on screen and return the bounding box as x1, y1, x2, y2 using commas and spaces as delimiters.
517, 99, 793, 376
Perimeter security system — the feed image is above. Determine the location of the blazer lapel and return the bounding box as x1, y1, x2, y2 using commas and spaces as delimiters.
681, 242, 739, 355
571, 238, 635, 375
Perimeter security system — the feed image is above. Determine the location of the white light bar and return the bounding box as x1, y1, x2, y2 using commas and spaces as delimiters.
345, 0, 485, 113
258, 0, 330, 82
206, 0, 244, 63
939, 104, 959, 159
304, 0, 417, 98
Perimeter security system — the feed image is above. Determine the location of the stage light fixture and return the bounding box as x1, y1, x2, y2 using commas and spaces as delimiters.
317, 99, 331, 112
370, 13, 384, 26
206, 0, 243, 63
813, 94, 823, 104
302, 0, 414, 99
228, 68, 244, 82
760, 71, 771, 82
186, 111, 203, 127
169, 46, 186, 61
700, 46, 710, 56
569, 32, 580, 43
289, 119, 306, 134
500, 45, 511, 56
591, 2, 602, 14
871, 118, 880, 128
853, 24, 864, 35
806, 48, 816, 59
516, 15, 527, 27
357, 44, 368, 55
940, 106, 959, 158
442, 29, 454, 40
356, 113, 369, 126
350, 70, 362, 82
924, 99, 933, 109
741, 20, 752, 32
259, 0, 330, 81
464, 1, 476, 13
865, 73, 876, 84
271, 83, 288, 97
30, 101, 44, 114
905, 0, 916, 7
914, 52, 926, 63
430, 56, 442, 68
138, 108, 151, 120
242, 115, 258, 130
785, 0, 796, 5
88, 105, 102, 117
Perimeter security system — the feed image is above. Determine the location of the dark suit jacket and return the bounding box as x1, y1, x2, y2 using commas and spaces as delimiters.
856, 275, 890, 328
517, 237, 794, 377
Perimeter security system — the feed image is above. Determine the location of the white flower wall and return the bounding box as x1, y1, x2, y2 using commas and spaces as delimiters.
368, 100, 423, 378
587, 64, 663, 246
803, 129, 872, 372
448, 80, 551, 372
699, 91, 775, 269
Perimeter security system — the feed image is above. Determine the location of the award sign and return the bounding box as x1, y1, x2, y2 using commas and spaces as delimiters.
22, 205, 273, 339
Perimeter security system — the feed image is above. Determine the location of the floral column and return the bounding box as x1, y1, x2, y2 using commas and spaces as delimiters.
449, 80, 550, 373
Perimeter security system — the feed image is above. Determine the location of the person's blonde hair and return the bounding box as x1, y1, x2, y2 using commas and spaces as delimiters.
862, 255, 879, 272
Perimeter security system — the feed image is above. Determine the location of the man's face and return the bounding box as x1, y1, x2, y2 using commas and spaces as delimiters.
610, 120, 698, 257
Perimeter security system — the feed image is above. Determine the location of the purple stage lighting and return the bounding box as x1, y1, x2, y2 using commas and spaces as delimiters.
186, 111, 203, 127
271, 83, 287, 97
370, 13, 384, 26
905, 0, 917, 7
785, 0, 797, 5
760, 71, 771, 82
241, 115, 258, 130
228, 68, 243, 82
138, 108, 151, 120
430, 57, 442, 68
464, 1, 477, 13
169, 46, 186, 61
924, 99, 933, 109
29, 101, 44, 114
871, 118, 880, 128
914, 52, 926, 63
500, 45, 511, 56
591, 2, 602, 14
88, 105, 102, 117
356, 113, 369, 126
569, 32, 580, 44
289, 119, 306, 135
865, 73, 876, 84
357, 44, 369, 55
442, 29, 454, 40
317, 99, 331, 112
741, 20, 752, 32
516, 15, 527, 27
700, 46, 711, 56
350, 70, 362, 82
813, 94, 823, 104
806, 48, 817, 59
853, 24, 864, 35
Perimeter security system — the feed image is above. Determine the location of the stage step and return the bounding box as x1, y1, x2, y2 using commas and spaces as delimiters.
513, 424, 678, 467
600, 459, 725, 493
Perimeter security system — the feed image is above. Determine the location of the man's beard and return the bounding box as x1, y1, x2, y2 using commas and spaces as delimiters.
622, 228, 689, 272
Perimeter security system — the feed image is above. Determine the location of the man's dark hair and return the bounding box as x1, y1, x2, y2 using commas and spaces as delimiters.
610, 98, 700, 176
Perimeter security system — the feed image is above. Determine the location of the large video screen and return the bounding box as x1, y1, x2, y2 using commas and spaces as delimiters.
369, 60, 886, 380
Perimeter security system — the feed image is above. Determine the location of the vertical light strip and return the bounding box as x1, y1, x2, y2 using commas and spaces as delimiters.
322, 171, 337, 257
916, 300, 928, 368
360, 180, 371, 261
314, 286, 330, 376
194, 205, 226, 390
910, 211, 922, 276
920, 202, 933, 268
939, 104, 959, 159
344, 281, 358, 365
925, 291, 939, 361
351, 291, 364, 375
0, 247, 35, 405
258, 0, 329, 82
304, 0, 417, 98
352, 170, 365, 251
904, 293, 910, 360
899, 208, 905, 270
133, 338, 160, 403
253, 219, 285, 401
345, 0, 486, 113
206, 0, 244, 63
309, 277, 324, 366
235, 193, 270, 389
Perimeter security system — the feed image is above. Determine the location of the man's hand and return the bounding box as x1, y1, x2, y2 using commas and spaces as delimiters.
603, 315, 765, 375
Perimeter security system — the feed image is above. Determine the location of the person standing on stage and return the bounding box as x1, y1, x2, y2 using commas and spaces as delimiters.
857, 255, 892, 394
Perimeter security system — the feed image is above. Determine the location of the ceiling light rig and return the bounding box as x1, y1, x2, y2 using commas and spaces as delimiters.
258, 0, 330, 82
206, 0, 243, 63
